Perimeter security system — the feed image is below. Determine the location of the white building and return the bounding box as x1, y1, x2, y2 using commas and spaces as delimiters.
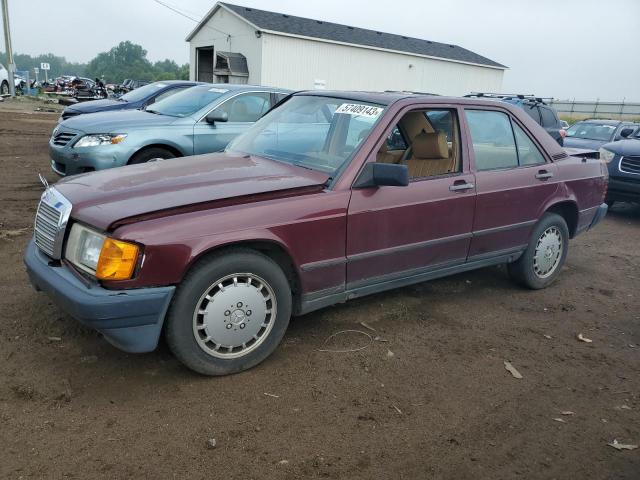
186, 2, 506, 95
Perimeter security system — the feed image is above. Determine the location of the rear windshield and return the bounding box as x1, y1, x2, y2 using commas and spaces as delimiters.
566, 123, 616, 141
146, 86, 227, 117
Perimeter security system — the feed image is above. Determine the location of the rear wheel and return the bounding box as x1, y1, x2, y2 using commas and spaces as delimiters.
165, 250, 292, 376
128, 147, 176, 165
508, 213, 569, 289
0, 81, 8, 95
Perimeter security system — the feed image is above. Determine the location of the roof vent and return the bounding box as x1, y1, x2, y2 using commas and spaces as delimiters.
245, 7, 252, 11
427, 41, 432, 44
347, 26, 354, 30
402, 36, 408, 39
449, 45, 455, 48
316, 20, 323, 24
282, 14, 289, 18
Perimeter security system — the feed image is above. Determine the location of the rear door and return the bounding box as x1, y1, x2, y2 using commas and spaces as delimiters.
346, 106, 476, 289
193, 91, 272, 154
464, 108, 559, 260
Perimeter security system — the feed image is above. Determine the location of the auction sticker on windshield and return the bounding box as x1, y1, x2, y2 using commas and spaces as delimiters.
209, 87, 229, 93
335, 103, 383, 118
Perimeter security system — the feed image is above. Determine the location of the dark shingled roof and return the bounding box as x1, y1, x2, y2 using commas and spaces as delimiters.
219, 2, 506, 69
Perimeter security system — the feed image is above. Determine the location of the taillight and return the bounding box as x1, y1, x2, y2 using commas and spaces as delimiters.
559, 129, 567, 138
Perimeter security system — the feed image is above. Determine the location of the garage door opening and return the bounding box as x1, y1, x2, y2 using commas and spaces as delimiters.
196, 46, 214, 83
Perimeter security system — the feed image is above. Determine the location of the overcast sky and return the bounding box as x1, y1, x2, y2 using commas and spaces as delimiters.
2, 0, 639, 100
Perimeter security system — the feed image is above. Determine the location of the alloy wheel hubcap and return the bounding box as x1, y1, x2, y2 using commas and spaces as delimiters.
192, 273, 276, 358
533, 226, 563, 278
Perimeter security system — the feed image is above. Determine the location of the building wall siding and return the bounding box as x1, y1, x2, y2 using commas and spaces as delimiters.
259, 33, 503, 95
189, 8, 262, 84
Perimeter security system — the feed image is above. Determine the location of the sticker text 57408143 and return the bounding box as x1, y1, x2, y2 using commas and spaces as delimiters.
335, 103, 384, 118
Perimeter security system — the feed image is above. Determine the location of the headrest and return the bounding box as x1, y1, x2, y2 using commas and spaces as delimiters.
412, 132, 448, 160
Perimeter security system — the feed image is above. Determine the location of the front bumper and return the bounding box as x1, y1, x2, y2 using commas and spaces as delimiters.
24, 239, 175, 353
607, 176, 640, 203
49, 142, 134, 176
589, 202, 608, 229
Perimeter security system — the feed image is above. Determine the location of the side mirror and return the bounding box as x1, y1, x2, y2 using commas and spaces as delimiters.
620, 127, 634, 138
353, 162, 409, 188
205, 110, 228, 124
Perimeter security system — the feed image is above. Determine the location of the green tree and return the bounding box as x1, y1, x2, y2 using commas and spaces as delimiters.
85, 41, 154, 83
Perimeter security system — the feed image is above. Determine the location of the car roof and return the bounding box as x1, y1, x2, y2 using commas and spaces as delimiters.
577, 119, 626, 125
293, 90, 523, 109
190, 83, 290, 92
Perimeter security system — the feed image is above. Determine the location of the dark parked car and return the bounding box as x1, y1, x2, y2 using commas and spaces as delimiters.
59, 80, 198, 122
599, 128, 640, 205
25, 92, 608, 375
465, 93, 566, 145
563, 119, 639, 150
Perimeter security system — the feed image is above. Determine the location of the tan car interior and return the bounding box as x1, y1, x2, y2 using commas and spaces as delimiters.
376, 110, 460, 179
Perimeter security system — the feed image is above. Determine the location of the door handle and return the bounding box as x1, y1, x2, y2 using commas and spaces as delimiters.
449, 181, 475, 192
535, 170, 554, 180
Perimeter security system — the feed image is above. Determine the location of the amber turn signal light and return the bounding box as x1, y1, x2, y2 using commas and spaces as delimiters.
96, 238, 140, 280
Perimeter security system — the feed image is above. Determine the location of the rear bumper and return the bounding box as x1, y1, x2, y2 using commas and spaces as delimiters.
24, 239, 175, 353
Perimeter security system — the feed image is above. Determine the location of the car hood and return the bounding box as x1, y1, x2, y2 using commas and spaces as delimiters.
562, 137, 607, 150
65, 99, 129, 114
59, 109, 178, 133
55, 152, 330, 230
602, 138, 640, 156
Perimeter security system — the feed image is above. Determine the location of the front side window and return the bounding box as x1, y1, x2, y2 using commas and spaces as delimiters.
226, 95, 385, 175
146, 86, 226, 117
216, 92, 271, 122
465, 110, 518, 170
374, 109, 461, 179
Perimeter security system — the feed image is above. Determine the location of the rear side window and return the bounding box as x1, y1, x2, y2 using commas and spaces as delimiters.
465, 110, 518, 170
513, 123, 546, 165
522, 104, 541, 124
539, 107, 558, 127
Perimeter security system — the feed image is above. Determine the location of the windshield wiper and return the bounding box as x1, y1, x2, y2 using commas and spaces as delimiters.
145, 109, 160, 115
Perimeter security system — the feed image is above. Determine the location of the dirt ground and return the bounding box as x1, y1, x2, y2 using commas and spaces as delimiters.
0, 99, 638, 479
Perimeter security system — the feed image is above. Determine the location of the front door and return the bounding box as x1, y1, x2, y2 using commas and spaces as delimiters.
193, 92, 272, 155
346, 107, 476, 289
464, 108, 559, 260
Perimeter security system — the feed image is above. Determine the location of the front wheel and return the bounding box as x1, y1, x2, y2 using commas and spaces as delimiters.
508, 213, 569, 289
165, 250, 292, 375
128, 147, 176, 165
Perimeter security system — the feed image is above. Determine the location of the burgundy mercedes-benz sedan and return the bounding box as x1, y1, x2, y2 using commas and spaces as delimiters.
25, 91, 608, 375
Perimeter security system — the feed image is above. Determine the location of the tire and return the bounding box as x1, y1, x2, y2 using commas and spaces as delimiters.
128, 147, 176, 165
0, 81, 8, 95
507, 213, 569, 290
165, 249, 292, 376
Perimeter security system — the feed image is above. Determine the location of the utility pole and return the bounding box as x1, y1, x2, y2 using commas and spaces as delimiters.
1, 0, 16, 97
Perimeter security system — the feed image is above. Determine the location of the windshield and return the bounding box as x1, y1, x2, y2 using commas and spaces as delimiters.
147, 86, 228, 117
121, 82, 172, 103
566, 122, 616, 141
226, 95, 385, 174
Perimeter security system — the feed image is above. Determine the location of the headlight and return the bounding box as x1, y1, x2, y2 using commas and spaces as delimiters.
598, 147, 615, 163
74, 134, 127, 148
65, 224, 140, 280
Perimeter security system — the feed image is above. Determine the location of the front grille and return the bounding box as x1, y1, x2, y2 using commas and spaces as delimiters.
34, 187, 72, 259
52, 131, 76, 147
620, 156, 640, 175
